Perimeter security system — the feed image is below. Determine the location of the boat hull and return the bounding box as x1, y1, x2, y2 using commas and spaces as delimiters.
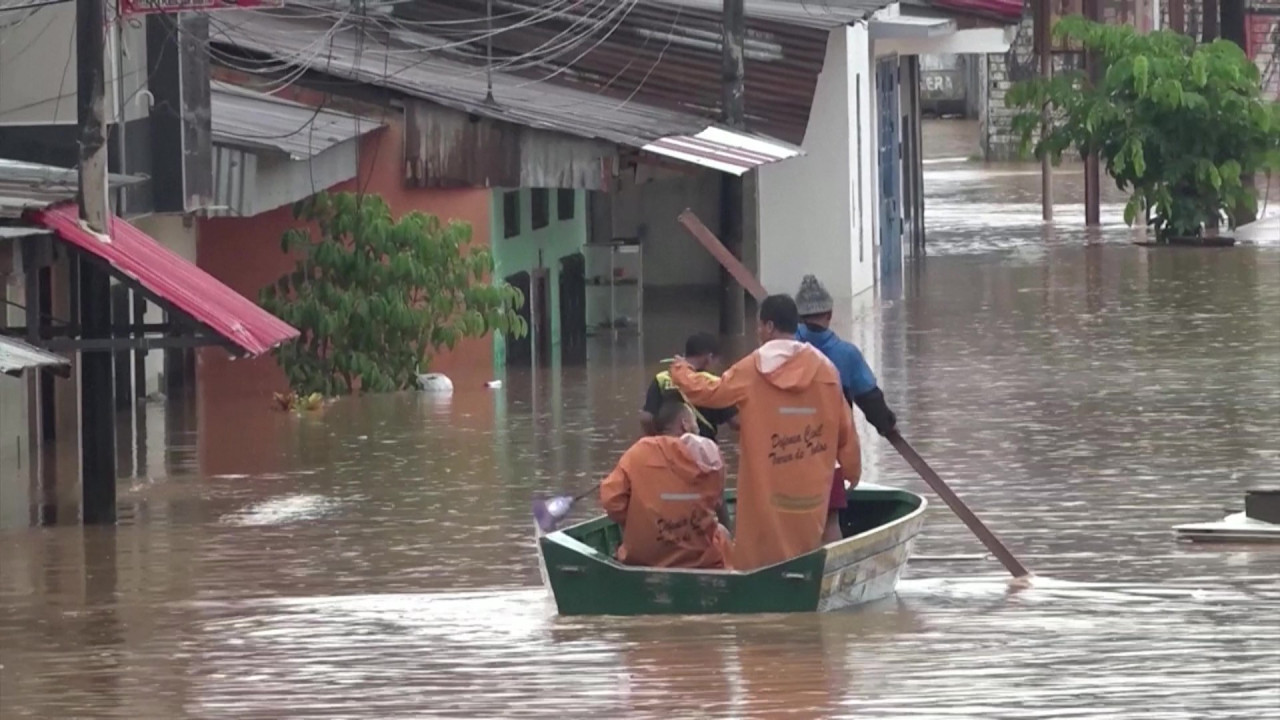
538, 486, 927, 616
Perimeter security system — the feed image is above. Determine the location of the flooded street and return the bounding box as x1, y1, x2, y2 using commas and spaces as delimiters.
3, 121, 1280, 718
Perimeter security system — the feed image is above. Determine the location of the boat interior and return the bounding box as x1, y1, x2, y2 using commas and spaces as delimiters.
563, 487, 923, 562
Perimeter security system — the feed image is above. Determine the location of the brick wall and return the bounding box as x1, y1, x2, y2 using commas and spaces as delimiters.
983, 10, 1084, 161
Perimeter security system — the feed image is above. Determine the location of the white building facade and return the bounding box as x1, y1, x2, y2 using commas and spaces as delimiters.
758, 3, 1014, 305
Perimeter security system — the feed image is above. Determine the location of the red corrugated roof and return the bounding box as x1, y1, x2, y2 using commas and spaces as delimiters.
28, 202, 299, 357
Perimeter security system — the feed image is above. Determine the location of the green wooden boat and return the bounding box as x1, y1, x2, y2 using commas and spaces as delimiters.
536, 484, 927, 616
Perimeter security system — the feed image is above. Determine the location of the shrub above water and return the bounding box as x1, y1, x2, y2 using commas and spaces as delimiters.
259, 191, 526, 396
1007, 17, 1280, 239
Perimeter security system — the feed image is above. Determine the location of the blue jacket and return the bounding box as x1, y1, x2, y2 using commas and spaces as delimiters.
796, 325, 878, 404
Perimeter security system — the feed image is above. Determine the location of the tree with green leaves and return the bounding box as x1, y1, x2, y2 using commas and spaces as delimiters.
1008, 17, 1280, 239
259, 191, 526, 396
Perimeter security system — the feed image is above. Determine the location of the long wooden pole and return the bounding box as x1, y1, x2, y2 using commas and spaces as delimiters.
677, 209, 1033, 581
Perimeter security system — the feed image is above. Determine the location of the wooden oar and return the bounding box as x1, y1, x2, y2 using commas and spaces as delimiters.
676, 209, 1033, 584
887, 431, 1030, 580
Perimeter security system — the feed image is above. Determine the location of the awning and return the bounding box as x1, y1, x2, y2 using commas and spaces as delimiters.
0, 336, 69, 377
26, 203, 299, 356
642, 127, 803, 176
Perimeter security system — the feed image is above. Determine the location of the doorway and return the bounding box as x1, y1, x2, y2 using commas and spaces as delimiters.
558, 253, 587, 365
531, 269, 551, 367
505, 271, 532, 367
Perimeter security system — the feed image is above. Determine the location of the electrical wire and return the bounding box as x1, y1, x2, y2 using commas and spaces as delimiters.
0, 0, 71, 14
195, 0, 686, 154
512, 0, 640, 86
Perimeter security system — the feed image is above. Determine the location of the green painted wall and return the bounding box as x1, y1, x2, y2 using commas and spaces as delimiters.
490, 188, 588, 369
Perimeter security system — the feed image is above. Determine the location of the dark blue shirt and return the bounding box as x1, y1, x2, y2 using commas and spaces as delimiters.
796, 325, 878, 404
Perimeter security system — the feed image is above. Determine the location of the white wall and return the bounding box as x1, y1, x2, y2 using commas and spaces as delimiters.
608, 170, 723, 288
853, 23, 876, 297
0, 241, 30, 527
129, 213, 197, 396
0, 3, 149, 125
873, 28, 1013, 59
759, 24, 875, 304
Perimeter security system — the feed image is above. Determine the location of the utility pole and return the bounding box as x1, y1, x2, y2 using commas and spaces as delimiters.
1082, 0, 1101, 227
77, 0, 117, 524
1034, 0, 1053, 222
719, 0, 746, 335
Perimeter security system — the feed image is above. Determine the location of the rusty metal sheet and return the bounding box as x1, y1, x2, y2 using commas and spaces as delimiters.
405, 101, 615, 189
390, 0, 856, 144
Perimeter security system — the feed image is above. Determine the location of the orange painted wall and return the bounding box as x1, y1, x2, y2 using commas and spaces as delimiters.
196, 110, 495, 403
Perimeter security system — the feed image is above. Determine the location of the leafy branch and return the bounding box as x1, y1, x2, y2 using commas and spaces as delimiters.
1007, 17, 1280, 238
259, 191, 527, 396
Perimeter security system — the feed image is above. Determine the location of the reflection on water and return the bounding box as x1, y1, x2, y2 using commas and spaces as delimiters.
3, 122, 1280, 718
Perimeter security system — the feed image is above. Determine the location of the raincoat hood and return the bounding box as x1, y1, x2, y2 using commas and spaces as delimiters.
677, 433, 724, 474
755, 339, 830, 391
650, 434, 723, 479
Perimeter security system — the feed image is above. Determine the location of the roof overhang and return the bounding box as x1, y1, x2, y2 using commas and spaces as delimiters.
23, 203, 299, 357
0, 336, 70, 377
210, 81, 386, 161
641, 127, 804, 176
0, 159, 145, 219
870, 13, 957, 38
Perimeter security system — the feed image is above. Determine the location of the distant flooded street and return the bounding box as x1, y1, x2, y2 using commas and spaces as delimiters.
3, 121, 1279, 719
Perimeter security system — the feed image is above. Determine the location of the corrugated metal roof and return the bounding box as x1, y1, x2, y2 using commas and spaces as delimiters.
0, 159, 144, 219
0, 336, 68, 377
210, 10, 803, 169
26, 203, 300, 357
386, 0, 854, 144
211, 81, 385, 160
928, 0, 1023, 21
650, 0, 882, 26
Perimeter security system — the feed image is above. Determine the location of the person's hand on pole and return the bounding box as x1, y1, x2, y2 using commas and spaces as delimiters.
854, 387, 897, 437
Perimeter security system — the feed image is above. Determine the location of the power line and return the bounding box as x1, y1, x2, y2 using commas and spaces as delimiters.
0, 0, 72, 13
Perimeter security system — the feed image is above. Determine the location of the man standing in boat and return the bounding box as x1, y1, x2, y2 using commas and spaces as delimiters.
669, 295, 861, 571
600, 390, 732, 569
640, 332, 738, 442
794, 275, 898, 542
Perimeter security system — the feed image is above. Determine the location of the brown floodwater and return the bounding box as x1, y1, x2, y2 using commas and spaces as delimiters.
3, 121, 1280, 719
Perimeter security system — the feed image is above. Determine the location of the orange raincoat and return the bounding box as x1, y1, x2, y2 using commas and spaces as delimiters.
670, 340, 860, 571
600, 433, 732, 569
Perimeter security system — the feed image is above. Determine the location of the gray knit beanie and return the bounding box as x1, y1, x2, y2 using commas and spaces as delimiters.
795, 275, 833, 316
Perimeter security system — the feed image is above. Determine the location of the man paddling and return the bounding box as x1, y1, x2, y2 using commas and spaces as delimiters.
601, 390, 732, 569
640, 332, 738, 441
669, 295, 860, 571
795, 275, 898, 542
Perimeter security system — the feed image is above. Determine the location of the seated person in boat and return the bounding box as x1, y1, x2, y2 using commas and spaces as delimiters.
669, 294, 861, 571
640, 332, 739, 442
601, 391, 732, 569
